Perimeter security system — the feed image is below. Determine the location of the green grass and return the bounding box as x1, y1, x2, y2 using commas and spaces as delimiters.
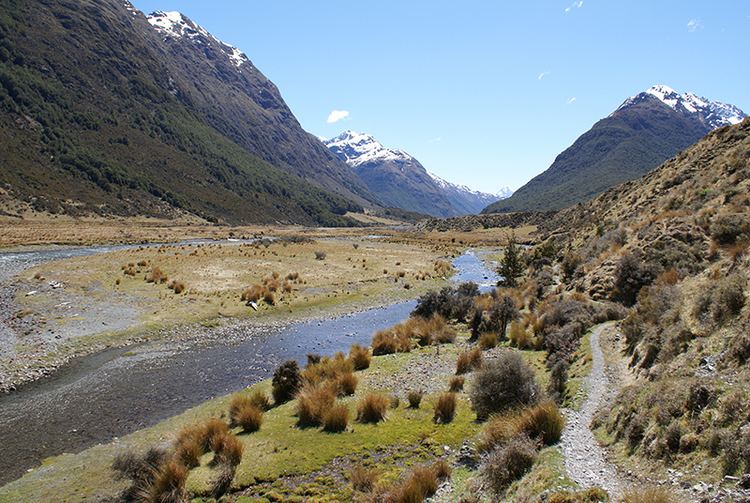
0, 342, 478, 503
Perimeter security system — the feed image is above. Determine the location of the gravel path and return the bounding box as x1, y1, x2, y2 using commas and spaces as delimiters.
560, 323, 626, 498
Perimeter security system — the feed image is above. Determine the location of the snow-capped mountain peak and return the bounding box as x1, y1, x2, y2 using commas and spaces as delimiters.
323, 130, 412, 167
427, 172, 511, 200
146, 11, 248, 68
615, 84, 746, 129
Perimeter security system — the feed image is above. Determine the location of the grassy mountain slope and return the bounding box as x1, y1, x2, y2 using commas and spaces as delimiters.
484, 96, 711, 213
352, 158, 456, 217
541, 118, 750, 488
0, 0, 361, 225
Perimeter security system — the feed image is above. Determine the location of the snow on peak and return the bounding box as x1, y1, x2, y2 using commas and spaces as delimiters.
323, 130, 412, 167
146, 11, 249, 68
615, 84, 746, 129
428, 172, 509, 200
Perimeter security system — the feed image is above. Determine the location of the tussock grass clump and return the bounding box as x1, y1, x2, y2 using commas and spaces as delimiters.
357, 393, 389, 423
302, 352, 354, 385
449, 376, 465, 392
391, 460, 452, 502
149, 460, 187, 503
145, 267, 168, 284
348, 465, 379, 492
296, 383, 336, 427
322, 403, 349, 433
235, 403, 263, 433
509, 320, 535, 349
408, 390, 424, 409
263, 290, 276, 305
483, 434, 538, 492
167, 279, 186, 294
434, 392, 457, 424
621, 486, 675, 503
372, 326, 412, 355
112, 447, 185, 503
315, 250, 327, 260
272, 360, 301, 404
175, 426, 203, 468
471, 352, 540, 420
213, 432, 244, 466
241, 284, 265, 303
349, 344, 371, 370
479, 332, 497, 350
334, 371, 358, 396
248, 390, 270, 411
456, 348, 482, 374
479, 401, 564, 451
199, 418, 229, 453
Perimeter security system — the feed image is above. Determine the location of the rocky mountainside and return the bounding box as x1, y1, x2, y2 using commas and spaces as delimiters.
484, 85, 746, 214
0, 0, 370, 225
324, 130, 505, 217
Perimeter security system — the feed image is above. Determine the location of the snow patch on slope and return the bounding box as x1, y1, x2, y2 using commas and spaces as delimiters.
146, 11, 249, 68
323, 130, 412, 167
615, 84, 746, 129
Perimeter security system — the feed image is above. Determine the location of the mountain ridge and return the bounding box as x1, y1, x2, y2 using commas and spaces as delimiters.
483, 85, 747, 214
324, 130, 507, 216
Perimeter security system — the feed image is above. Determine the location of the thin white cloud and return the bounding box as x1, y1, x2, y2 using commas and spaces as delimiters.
564, 0, 583, 13
326, 110, 350, 124
538, 71, 550, 81
566, 97, 577, 105
686, 18, 703, 32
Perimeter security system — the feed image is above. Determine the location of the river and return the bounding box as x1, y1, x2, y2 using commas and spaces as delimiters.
0, 245, 498, 485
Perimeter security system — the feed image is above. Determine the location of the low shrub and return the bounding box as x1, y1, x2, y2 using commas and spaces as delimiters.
470, 352, 539, 420
272, 360, 301, 404
349, 344, 371, 370
483, 434, 538, 493
449, 376, 465, 392
349, 465, 378, 492
296, 383, 336, 427
434, 392, 457, 424
241, 284, 265, 303
407, 390, 423, 409
479, 332, 497, 350
710, 213, 750, 245
712, 274, 746, 323
456, 348, 483, 374
357, 393, 389, 423
315, 250, 327, 260
323, 403, 349, 433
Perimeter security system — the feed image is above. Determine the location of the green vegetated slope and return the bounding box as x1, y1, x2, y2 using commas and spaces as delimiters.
484, 96, 712, 213
541, 119, 750, 486
352, 158, 456, 218
0, 0, 364, 225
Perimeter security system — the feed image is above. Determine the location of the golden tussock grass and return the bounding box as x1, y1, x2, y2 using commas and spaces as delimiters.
322, 402, 349, 433
479, 400, 564, 452
296, 383, 336, 427
349, 344, 371, 370
433, 392, 457, 424
456, 347, 482, 374
357, 393, 389, 423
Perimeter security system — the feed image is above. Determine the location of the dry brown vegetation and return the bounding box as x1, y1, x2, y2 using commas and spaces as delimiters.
433, 392, 457, 424
455, 347, 482, 374
356, 393, 389, 423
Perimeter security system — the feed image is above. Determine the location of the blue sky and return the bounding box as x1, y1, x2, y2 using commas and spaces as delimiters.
133, 0, 749, 192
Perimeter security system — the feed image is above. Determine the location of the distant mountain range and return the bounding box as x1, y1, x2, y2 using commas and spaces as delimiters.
484, 85, 747, 214
0, 2, 375, 225
324, 131, 510, 217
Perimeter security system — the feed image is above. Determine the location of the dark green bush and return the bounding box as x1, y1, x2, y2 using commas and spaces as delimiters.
272, 360, 301, 404
470, 352, 539, 420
